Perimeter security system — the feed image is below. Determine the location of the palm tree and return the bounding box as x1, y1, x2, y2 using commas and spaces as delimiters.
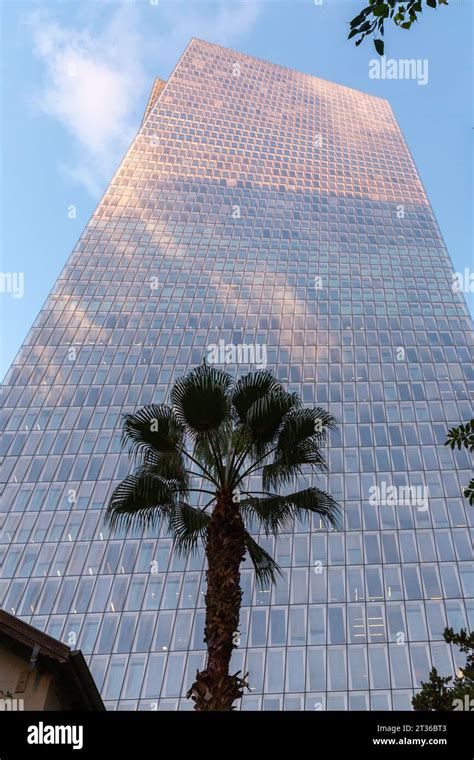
105, 364, 340, 711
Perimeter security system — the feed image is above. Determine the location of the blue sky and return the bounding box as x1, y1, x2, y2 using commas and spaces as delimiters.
0, 0, 472, 378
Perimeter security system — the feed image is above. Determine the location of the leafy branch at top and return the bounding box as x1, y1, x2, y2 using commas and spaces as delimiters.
348, 0, 449, 56
445, 419, 474, 453
445, 419, 474, 506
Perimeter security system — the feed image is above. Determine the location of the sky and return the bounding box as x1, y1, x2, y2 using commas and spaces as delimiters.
0, 0, 472, 379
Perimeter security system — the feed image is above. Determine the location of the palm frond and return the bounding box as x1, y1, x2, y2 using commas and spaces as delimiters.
244, 390, 301, 455
171, 364, 232, 436
231, 370, 284, 424
105, 467, 178, 532
121, 404, 185, 461
258, 408, 335, 490
192, 436, 218, 475
168, 503, 211, 556
244, 532, 282, 588
192, 423, 233, 477
262, 444, 327, 491
241, 487, 341, 536
276, 407, 336, 456
143, 449, 190, 491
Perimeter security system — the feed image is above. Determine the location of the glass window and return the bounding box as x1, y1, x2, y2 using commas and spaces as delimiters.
103, 656, 127, 700
348, 646, 368, 689
142, 653, 166, 699
115, 614, 138, 654
328, 606, 345, 644
122, 655, 146, 699
403, 566, 422, 599
440, 564, 462, 598
97, 615, 119, 654
286, 649, 305, 693
154, 611, 174, 651
328, 648, 347, 690
389, 644, 412, 688
382, 534, 399, 563
162, 653, 185, 697
328, 567, 345, 602
307, 648, 325, 692
369, 644, 390, 689
290, 569, 308, 604
288, 607, 305, 645
421, 565, 442, 599
245, 649, 265, 693
80, 617, 100, 654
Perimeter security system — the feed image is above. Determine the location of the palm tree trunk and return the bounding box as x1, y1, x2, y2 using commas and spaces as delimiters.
188, 492, 247, 710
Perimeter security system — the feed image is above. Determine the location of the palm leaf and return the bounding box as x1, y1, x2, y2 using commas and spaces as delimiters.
244, 390, 300, 455
276, 407, 336, 455
121, 404, 185, 460
143, 449, 190, 491
168, 503, 211, 556
241, 487, 341, 536
193, 425, 233, 477
105, 467, 178, 532
171, 364, 232, 435
259, 408, 335, 490
262, 443, 327, 491
244, 532, 282, 587
231, 370, 284, 424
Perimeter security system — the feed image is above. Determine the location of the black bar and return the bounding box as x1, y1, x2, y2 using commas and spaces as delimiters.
0, 710, 471, 757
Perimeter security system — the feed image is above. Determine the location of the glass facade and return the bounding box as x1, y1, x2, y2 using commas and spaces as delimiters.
0, 39, 473, 710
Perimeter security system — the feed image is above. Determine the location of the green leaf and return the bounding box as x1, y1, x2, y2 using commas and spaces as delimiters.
463, 478, 474, 506
373, 3, 389, 17
350, 11, 370, 28
426, 0, 437, 7
445, 420, 474, 451
374, 38, 385, 55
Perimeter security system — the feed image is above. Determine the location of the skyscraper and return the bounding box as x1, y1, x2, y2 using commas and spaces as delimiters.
1, 39, 472, 710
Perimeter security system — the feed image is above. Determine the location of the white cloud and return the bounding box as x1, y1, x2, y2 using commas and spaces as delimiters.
28, 3, 147, 196
27, 1, 262, 196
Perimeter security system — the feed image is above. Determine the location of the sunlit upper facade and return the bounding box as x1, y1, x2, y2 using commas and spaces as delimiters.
1, 39, 473, 710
